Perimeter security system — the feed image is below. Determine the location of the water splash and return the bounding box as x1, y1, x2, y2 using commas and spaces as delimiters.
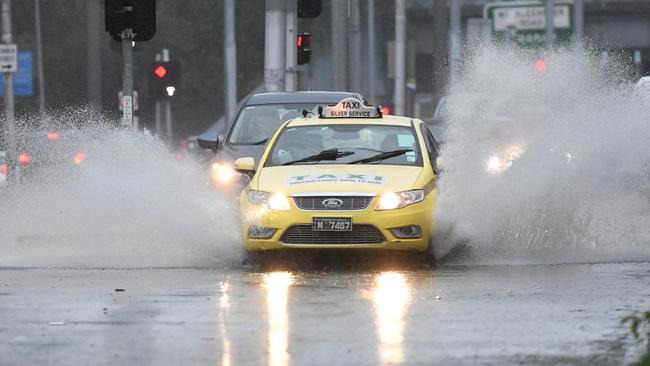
434, 46, 650, 264
0, 110, 241, 268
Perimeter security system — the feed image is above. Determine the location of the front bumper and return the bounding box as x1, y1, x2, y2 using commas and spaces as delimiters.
240, 193, 435, 252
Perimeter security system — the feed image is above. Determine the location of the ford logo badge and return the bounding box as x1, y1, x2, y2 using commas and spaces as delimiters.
322, 198, 344, 209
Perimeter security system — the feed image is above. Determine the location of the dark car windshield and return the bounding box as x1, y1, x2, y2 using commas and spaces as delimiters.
228, 103, 323, 144
265, 124, 422, 167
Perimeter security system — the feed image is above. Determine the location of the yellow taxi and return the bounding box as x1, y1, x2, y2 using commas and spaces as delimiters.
234, 98, 439, 256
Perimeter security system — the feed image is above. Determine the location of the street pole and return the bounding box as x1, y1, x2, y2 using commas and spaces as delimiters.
121, 29, 133, 128
162, 49, 172, 141
224, 0, 237, 122
449, 0, 461, 86
86, 0, 102, 111
34, 0, 46, 117
367, 0, 376, 102
545, 0, 555, 48
265, 0, 285, 92
331, 0, 348, 91
1, 0, 17, 183
573, 0, 584, 46
394, 0, 406, 116
348, 0, 361, 93
154, 52, 162, 136
285, 0, 297, 92
432, 0, 448, 98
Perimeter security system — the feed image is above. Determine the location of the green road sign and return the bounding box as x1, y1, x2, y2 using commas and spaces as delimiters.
484, 0, 574, 48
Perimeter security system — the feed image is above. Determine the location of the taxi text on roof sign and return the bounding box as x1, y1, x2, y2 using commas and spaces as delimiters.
320, 98, 382, 119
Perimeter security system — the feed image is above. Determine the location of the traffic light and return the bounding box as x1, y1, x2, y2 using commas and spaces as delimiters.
297, 0, 321, 18
534, 59, 546, 72
150, 61, 180, 98
297, 32, 312, 65
105, 0, 156, 41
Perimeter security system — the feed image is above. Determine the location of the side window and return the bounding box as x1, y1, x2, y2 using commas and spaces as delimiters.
420, 125, 439, 171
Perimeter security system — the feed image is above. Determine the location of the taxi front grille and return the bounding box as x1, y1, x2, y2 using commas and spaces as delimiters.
293, 196, 374, 211
280, 225, 385, 245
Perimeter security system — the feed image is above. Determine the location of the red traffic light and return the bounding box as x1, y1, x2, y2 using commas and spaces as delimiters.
154, 65, 168, 78
535, 59, 546, 72
297, 33, 311, 48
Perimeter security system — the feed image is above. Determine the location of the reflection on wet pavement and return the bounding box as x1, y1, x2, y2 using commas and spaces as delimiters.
371, 272, 411, 365
218, 282, 231, 366
264, 272, 293, 366
1, 264, 648, 365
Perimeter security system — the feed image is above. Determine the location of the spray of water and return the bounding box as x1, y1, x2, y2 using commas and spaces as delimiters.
0, 110, 241, 268
434, 46, 650, 264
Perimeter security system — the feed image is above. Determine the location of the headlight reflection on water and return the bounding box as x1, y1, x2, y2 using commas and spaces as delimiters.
371, 272, 411, 366
264, 272, 294, 366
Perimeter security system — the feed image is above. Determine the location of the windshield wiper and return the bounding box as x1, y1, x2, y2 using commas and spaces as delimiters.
249, 137, 269, 145
282, 148, 355, 166
348, 149, 412, 164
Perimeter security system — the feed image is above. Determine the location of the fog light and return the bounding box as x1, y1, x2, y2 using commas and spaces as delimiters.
248, 225, 277, 239
390, 225, 422, 239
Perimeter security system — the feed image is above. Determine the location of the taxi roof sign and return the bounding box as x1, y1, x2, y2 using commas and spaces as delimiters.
319, 98, 382, 119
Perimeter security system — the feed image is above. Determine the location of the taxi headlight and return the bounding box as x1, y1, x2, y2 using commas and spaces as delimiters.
268, 192, 291, 211
248, 190, 270, 205
211, 162, 236, 183
376, 189, 424, 210
248, 190, 290, 211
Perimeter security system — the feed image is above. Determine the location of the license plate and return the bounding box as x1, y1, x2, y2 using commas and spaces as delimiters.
312, 217, 352, 232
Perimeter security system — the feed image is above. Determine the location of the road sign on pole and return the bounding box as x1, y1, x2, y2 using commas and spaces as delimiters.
0, 44, 17, 72
0, 51, 33, 96
484, 0, 574, 48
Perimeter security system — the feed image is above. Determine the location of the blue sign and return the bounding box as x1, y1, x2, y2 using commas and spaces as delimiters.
0, 51, 34, 97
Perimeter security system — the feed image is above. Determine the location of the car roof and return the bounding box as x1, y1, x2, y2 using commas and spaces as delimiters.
246, 91, 362, 105
286, 115, 415, 128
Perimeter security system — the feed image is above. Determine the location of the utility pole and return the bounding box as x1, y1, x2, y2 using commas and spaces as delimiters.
348, 0, 361, 93
367, 0, 376, 102
394, 0, 406, 116
265, 0, 285, 92
449, 0, 461, 86
545, 0, 555, 48
432, 0, 449, 99
1, 0, 17, 183
120, 28, 134, 128
331, 0, 348, 91
86, 0, 102, 111
285, 0, 297, 91
34, 0, 46, 117
224, 0, 237, 122
573, 0, 584, 46
162, 48, 172, 141
154, 52, 162, 136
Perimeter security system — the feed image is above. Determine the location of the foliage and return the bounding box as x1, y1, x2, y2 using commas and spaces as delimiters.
623, 311, 650, 366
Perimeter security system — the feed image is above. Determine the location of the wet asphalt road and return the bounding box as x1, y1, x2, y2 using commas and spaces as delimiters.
1, 262, 649, 366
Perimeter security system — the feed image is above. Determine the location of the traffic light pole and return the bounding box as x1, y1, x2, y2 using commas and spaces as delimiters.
265, 0, 286, 92
121, 29, 134, 128
284, 0, 297, 92
162, 48, 172, 142
545, 0, 555, 48
1, 0, 18, 183
224, 0, 237, 121
367, 0, 376, 102
394, 0, 406, 116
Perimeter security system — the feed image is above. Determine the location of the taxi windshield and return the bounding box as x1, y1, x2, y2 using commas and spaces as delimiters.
228, 103, 321, 144
265, 124, 422, 167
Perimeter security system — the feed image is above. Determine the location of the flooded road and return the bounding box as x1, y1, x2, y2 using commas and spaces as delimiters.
1, 262, 648, 365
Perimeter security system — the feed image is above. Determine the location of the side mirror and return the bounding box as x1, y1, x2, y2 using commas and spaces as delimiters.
435, 157, 444, 174
197, 136, 219, 151
234, 157, 256, 175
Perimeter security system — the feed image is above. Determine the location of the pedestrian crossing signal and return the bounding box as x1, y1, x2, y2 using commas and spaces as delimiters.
297, 32, 312, 65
